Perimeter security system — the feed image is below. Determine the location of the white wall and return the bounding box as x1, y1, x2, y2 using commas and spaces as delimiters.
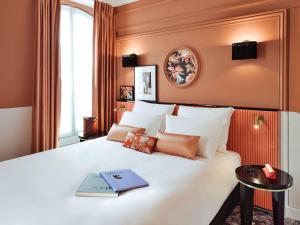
282, 112, 300, 221
287, 112, 300, 220
0, 107, 32, 161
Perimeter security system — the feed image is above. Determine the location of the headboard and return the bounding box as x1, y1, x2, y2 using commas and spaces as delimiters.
115, 101, 279, 210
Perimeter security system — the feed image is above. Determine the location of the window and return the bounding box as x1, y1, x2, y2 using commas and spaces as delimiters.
59, 5, 93, 146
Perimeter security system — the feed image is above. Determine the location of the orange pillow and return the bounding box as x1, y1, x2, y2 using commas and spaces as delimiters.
123, 132, 157, 154
156, 131, 200, 160
107, 124, 145, 142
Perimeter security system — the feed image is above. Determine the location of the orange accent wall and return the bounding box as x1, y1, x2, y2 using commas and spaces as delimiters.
0, 0, 94, 110
115, 101, 279, 210
0, 0, 35, 109
116, 0, 300, 112
116, 10, 286, 110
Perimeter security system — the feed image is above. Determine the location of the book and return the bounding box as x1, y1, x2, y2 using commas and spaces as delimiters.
76, 173, 119, 197
100, 169, 149, 192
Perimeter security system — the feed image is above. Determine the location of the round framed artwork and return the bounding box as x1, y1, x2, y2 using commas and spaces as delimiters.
164, 47, 199, 87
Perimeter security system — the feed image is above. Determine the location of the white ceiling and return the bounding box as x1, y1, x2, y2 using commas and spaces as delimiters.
72, 0, 138, 7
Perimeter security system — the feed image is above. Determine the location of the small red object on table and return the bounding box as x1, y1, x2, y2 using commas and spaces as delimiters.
262, 164, 277, 180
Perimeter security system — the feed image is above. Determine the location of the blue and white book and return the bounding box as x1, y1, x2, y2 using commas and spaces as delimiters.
100, 169, 149, 192
76, 173, 118, 197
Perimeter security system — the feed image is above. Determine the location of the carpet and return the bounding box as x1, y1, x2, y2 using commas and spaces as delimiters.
224, 206, 300, 225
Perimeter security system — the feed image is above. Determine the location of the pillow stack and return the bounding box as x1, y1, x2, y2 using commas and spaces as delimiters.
106, 101, 234, 160
109, 101, 175, 154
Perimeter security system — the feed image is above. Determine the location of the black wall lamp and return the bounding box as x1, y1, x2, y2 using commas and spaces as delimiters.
122, 54, 138, 67
232, 41, 257, 60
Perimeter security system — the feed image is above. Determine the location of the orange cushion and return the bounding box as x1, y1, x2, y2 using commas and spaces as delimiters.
156, 131, 200, 160
107, 124, 145, 142
123, 132, 157, 154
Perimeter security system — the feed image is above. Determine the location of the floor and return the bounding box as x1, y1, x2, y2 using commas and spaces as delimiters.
225, 206, 300, 225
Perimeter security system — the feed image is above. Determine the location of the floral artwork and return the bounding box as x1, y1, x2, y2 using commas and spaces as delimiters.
164, 47, 199, 87
120, 86, 134, 101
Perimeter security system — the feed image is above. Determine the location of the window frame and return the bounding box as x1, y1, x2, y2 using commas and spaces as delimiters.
59, 1, 94, 146
61, 0, 94, 16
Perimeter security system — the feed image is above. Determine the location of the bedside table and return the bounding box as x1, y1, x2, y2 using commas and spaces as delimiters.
78, 132, 106, 142
235, 165, 293, 225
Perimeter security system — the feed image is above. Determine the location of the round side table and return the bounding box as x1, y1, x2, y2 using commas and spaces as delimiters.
235, 165, 293, 225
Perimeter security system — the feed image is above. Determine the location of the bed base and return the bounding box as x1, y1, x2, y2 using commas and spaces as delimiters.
209, 184, 240, 225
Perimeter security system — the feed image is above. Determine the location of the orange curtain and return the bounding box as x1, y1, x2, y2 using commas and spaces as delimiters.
32, 0, 61, 153
92, 1, 116, 134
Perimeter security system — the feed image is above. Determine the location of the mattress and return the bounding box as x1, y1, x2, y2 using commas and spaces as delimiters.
0, 137, 241, 225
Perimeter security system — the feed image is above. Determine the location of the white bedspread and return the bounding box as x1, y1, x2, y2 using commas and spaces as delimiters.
0, 137, 240, 225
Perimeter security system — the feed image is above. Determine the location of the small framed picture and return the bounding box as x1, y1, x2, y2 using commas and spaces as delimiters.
120, 86, 134, 101
134, 65, 157, 102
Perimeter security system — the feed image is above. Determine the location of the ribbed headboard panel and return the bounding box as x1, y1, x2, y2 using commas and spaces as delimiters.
115, 101, 280, 210
227, 109, 279, 210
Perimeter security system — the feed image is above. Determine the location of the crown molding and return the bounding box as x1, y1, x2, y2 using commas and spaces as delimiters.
117, 9, 285, 41
116, 0, 173, 15
116, 0, 299, 37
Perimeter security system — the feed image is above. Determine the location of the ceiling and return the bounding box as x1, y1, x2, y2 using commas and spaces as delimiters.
72, 0, 138, 7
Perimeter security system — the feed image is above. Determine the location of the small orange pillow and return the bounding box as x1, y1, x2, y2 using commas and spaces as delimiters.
123, 132, 157, 154
107, 124, 145, 142
156, 131, 200, 160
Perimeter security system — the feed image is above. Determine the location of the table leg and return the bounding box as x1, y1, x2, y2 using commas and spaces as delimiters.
240, 183, 254, 225
272, 191, 285, 225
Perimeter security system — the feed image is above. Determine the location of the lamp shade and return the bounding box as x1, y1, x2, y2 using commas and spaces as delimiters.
83, 117, 97, 137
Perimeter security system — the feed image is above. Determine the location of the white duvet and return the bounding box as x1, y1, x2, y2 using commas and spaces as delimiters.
0, 137, 240, 225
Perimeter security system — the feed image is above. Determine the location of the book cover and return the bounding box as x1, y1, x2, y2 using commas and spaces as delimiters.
100, 169, 149, 192
76, 173, 118, 197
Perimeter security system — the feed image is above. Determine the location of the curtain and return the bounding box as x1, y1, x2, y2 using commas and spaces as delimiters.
32, 0, 61, 153
92, 1, 116, 135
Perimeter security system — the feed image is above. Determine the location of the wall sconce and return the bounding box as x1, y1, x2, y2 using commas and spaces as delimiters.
232, 41, 257, 60
114, 105, 126, 113
254, 115, 265, 129
122, 54, 138, 67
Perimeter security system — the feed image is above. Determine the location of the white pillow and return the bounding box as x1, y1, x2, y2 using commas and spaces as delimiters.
133, 100, 175, 115
119, 111, 163, 136
165, 115, 226, 159
177, 106, 235, 152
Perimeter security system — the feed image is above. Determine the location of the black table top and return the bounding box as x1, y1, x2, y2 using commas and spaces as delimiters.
235, 165, 293, 191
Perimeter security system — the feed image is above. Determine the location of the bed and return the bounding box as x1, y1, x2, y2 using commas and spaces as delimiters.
0, 137, 240, 225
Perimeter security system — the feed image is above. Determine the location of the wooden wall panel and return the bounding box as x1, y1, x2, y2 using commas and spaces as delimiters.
116, 0, 299, 38
116, 11, 286, 110
115, 101, 280, 210
0, 0, 35, 109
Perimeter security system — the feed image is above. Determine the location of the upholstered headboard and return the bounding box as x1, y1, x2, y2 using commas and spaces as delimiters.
115, 101, 279, 210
